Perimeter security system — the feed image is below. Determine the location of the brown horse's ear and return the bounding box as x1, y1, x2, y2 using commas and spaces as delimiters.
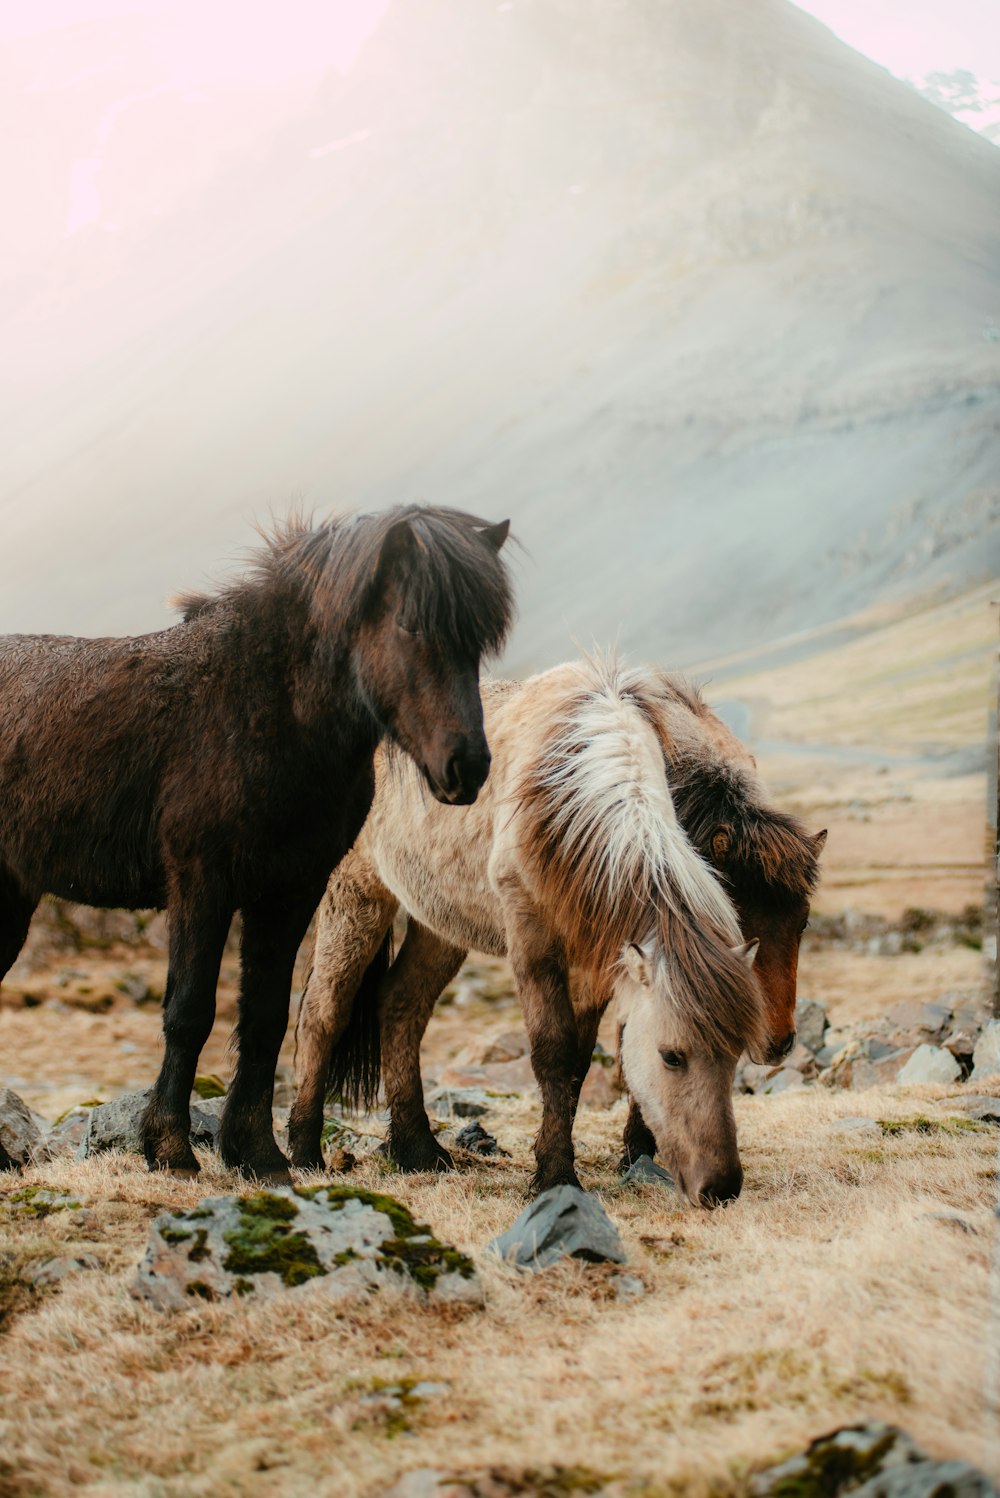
478, 519, 510, 552
622, 942, 652, 987
733, 938, 759, 969
710, 825, 731, 868
812, 829, 828, 853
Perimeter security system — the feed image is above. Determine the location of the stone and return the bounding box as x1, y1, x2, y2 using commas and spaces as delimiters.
971, 1022, 1000, 1081
430, 1088, 491, 1121
895, 1045, 962, 1086
45, 1107, 95, 1156
612, 1273, 646, 1300
479, 1030, 528, 1064
488, 1185, 626, 1270
76, 1089, 222, 1158
579, 1060, 624, 1108
23, 1253, 102, 1287
0, 1087, 43, 1170
943, 1028, 980, 1062
452, 1121, 505, 1156
749, 1422, 998, 1498
132, 1185, 483, 1311
759, 1066, 807, 1095
853, 1462, 997, 1496
785, 1042, 819, 1077
795, 997, 828, 1053
831, 1116, 879, 1135
823, 1043, 916, 1090
437, 1057, 538, 1095
750, 1423, 923, 1497
620, 1154, 675, 1188
6, 1187, 82, 1218
885, 999, 951, 1040
939, 1094, 1000, 1125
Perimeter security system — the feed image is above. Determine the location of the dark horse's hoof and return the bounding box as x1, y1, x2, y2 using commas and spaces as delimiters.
142, 1116, 200, 1176
389, 1138, 455, 1175
530, 1170, 583, 1197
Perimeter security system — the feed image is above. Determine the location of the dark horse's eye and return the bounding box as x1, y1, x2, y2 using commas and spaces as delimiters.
396, 618, 421, 638
659, 1049, 686, 1070
799, 919, 809, 936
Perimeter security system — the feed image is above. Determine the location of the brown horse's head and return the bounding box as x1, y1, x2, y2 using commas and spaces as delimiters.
346, 508, 513, 804
708, 822, 827, 1062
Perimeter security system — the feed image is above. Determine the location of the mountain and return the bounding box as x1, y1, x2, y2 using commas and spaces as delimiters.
2, 0, 998, 673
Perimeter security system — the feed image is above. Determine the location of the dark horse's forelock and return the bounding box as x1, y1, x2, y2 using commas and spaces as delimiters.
669, 759, 819, 908
176, 506, 514, 657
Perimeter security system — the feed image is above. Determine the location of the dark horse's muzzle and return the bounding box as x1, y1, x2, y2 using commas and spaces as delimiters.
430, 738, 492, 805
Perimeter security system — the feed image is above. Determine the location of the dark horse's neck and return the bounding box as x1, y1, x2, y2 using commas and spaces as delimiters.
195, 561, 383, 772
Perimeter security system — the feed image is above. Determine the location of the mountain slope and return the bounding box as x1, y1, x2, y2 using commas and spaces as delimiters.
1, 0, 998, 669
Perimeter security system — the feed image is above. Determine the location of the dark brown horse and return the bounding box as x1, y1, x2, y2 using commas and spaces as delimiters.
0, 506, 512, 1178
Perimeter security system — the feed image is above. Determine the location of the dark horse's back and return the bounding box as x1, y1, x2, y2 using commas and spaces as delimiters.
0, 629, 194, 909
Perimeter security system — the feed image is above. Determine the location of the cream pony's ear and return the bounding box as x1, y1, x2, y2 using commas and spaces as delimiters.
622, 942, 653, 987
733, 938, 759, 969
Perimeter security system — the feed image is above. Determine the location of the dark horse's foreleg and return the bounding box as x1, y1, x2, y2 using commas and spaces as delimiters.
219, 888, 326, 1181
142, 883, 230, 1174
288, 862, 398, 1169
220, 892, 319, 1180
382, 921, 465, 1173
501, 877, 582, 1195
0, 866, 38, 985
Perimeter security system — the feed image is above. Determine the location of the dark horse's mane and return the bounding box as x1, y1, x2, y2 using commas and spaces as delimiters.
638, 675, 820, 910
174, 505, 514, 658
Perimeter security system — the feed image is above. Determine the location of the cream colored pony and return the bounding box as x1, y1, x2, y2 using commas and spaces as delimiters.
290, 657, 767, 1204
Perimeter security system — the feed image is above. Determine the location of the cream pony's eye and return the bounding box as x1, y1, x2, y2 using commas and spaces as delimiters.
659, 1049, 686, 1070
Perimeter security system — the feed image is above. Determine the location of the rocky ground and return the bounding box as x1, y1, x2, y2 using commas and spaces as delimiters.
1, 590, 998, 1496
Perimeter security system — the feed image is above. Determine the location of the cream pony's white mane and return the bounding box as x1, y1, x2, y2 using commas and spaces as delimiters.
517, 653, 764, 1057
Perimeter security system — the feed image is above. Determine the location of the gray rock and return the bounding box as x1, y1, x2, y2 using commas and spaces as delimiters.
854, 1462, 998, 1497
750, 1422, 997, 1498
750, 1423, 923, 1497
759, 1066, 807, 1095
971, 1022, 1000, 1082
0, 1087, 43, 1170
620, 1154, 675, 1188
453, 1120, 505, 1156
488, 1185, 626, 1270
795, 997, 828, 1053
831, 1116, 879, 1135
885, 999, 951, 1040
896, 1044, 962, 1086
132, 1184, 483, 1311
23, 1253, 101, 1287
45, 1107, 93, 1157
940, 1094, 1000, 1124
612, 1273, 646, 1300
430, 1088, 491, 1120
76, 1089, 222, 1158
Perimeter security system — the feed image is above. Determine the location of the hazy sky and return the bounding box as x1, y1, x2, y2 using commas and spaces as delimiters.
1, 0, 997, 262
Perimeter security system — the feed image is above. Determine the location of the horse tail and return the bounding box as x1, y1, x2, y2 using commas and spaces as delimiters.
323, 927, 394, 1112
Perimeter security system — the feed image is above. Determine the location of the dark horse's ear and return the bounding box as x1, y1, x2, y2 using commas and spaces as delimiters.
812, 829, 828, 853
710, 825, 731, 869
477, 519, 510, 552
372, 519, 417, 595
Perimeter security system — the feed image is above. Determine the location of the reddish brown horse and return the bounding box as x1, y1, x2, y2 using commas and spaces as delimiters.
0, 506, 512, 1178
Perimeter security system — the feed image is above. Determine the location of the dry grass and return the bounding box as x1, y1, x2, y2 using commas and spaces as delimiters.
1, 1083, 997, 1498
